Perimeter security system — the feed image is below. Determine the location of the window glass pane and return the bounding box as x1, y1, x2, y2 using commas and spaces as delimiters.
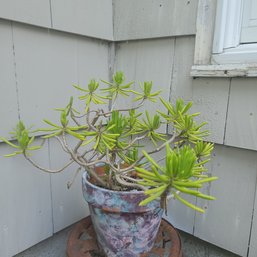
241, 0, 257, 43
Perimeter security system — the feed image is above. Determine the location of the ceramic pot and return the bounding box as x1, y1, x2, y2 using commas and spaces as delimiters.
82, 172, 163, 257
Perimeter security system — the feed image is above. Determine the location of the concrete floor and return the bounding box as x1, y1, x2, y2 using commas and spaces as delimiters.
179, 231, 240, 257
14, 221, 241, 257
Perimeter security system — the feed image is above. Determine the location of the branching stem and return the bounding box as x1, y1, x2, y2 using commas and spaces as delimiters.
23, 152, 74, 173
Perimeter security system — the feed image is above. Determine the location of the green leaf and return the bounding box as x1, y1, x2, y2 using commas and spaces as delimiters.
173, 185, 201, 196
66, 129, 85, 140
41, 131, 62, 139
144, 184, 168, 195
173, 180, 202, 188
113, 71, 125, 85
27, 146, 41, 151
82, 136, 96, 146
139, 189, 165, 206
194, 177, 218, 184
72, 83, 88, 92
173, 192, 205, 213
0, 137, 20, 149
4, 151, 23, 157
43, 119, 61, 128
142, 150, 160, 169
151, 165, 169, 183
135, 167, 157, 178
36, 128, 60, 132
137, 179, 162, 187
28, 136, 35, 146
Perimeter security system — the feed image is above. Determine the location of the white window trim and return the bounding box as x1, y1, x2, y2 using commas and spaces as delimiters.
212, 0, 243, 54
191, 0, 257, 77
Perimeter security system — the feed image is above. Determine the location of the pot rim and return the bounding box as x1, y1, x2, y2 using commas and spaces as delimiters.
82, 171, 162, 212
82, 171, 145, 195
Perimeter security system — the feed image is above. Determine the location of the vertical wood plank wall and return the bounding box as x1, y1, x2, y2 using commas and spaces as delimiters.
1, 1, 257, 256
0, 3, 110, 255
115, 37, 257, 257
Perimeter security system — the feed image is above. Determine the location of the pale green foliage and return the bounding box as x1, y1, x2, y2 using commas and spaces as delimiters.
1, 71, 217, 213
39, 97, 88, 140
132, 81, 161, 102
0, 121, 40, 157
137, 111, 166, 145
101, 71, 134, 99
136, 143, 216, 213
73, 80, 108, 112
159, 97, 209, 143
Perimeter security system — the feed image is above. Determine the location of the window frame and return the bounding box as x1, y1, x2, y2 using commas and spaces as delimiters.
191, 0, 257, 77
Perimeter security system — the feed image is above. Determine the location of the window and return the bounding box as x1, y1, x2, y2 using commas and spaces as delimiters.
241, 0, 257, 43
191, 0, 257, 77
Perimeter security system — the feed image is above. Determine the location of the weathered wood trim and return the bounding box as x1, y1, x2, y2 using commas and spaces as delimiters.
191, 64, 257, 77
213, 0, 244, 53
193, 0, 217, 65
193, 0, 257, 77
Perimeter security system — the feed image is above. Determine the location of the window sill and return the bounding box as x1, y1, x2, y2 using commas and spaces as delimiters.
212, 44, 257, 64
191, 64, 257, 78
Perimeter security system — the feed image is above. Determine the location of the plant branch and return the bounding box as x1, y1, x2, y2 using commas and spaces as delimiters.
115, 173, 145, 190
54, 135, 70, 153
103, 100, 145, 116
147, 132, 177, 155
86, 110, 97, 131
115, 132, 177, 175
74, 141, 83, 153
23, 152, 74, 173
67, 167, 82, 189
70, 110, 81, 126
120, 174, 146, 189
121, 133, 148, 151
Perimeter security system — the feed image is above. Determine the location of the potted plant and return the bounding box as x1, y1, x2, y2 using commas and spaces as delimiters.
1, 71, 217, 256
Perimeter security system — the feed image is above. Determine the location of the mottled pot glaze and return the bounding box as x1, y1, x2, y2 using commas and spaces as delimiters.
82, 172, 163, 257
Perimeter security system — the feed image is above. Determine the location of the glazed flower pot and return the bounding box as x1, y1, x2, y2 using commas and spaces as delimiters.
82, 172, 163, 257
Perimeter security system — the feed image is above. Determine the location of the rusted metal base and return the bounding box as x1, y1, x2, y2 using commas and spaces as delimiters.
66, 216, 183, 257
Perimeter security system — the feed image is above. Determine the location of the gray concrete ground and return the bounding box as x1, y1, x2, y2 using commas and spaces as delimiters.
179, 231, 240, 257
14, 222, 240, 257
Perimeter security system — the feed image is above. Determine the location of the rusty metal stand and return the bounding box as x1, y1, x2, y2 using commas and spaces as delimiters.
67, 216, 183, 257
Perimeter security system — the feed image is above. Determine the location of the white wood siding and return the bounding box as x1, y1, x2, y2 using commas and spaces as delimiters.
191, 78, 230, 144
12, 24, 78, 129
225, 78, 257, 151
10, 23, 109, 134
113, 0, 197, 41
0, 140, 52, 257
114, 38, 175, 133
0, 0, 197, 41
115, 38, 174, 103
0, 20, 19, 138
194, 145, 257, 257
1, 1, 257, 256
49, 137, 90, 233
168, 36, 230, 144
248, 184, 257, 257
0, 0, 51, 28
51, 0, 113, 40
114, 35, 257, 256
0, 21, 109, 256
0, 0, 113, 40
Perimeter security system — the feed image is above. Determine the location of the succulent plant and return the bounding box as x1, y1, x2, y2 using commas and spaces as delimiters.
1, 71, 217, 213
